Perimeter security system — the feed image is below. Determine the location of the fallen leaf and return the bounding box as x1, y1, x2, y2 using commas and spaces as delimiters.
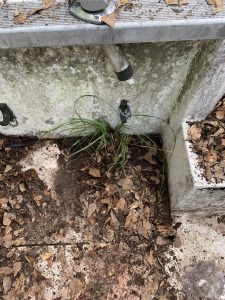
157, 225, 176, 238
118, 177, 135, 191
125, 209, 139, 228
204, 149, 217, 164
4, 165, 12, 173
19, 183, 26, 192
3, 276, 11, 294
13, 262, 22, 277
105, 184, 118, 195
41, 252, 54, 267
216, 110, 225, 119
33, 194, 42, 206
129, 201, 140, 210
3, 212, 15, 226
145, 250, 158, 267
156, 236, 168, 246
70, 278, 84, 299
87, 203, 97, 218
41, 252, 53, 261
44, 189, 51, 196
14, 13, 27, 25
0, 267, 13, 276
101, 12, 117, 27
205, 166, 212, 181
117, 198, 126, 211
144, 151, 158, 165
0, 197, 8, 205
89, 168, 101, 178
30, 7, 44, 15
43, 0, 54, 9
143, 218, 152, 232
165, 0, 178, 3
15, 273, 25, 292
207, 0, 224, 13
14, 228, 24, 237
110, 210, 120, 229
6, 249, 16, 258
188, 124, 202, 141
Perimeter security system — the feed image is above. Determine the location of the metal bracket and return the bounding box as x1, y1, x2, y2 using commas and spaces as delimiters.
0, 103, 18, 127
119, 100, 131, 124
69, 0, 116, 25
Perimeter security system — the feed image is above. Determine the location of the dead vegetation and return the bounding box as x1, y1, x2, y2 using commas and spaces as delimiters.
188, 96, 225, 182
0, 134, 181, 299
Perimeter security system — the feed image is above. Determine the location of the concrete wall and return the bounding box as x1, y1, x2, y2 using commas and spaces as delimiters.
0, 41, 204, 137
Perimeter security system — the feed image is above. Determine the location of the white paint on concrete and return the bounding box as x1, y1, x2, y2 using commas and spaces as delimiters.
20, 141, 60, 191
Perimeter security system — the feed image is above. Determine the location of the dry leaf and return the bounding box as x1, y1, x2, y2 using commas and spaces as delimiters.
33, 194, 42, 206
207, 0, 224, 12
14, 13, 27, 25
125, 209, 139, 228
6, 249, 16, 258
205, 166, 212, 181
129, 201, 140, 210
117, 198, 126, 211
157, 225, 176, 238
143, 218, 152, 232
144, 151, 158, 165
156, 236, 168, 246
30, 7, 44, 15
0, 197, 8, 205
216, 110, 225, 119
0, 267, 13, 276
204, 149, 217, 164
3, 212, 15, 226
19, 183, 26, 192
116, 0, 130, 8
89, 168, 101, 178
145, 250, 158, 267
101, 12, 117, 27
4, 165, 12, 173
15, 273, 25, 292
41, 252, 53, 261
105, 184, 118, 195
44, 189, 51, 196
165, 0, 188, 4
189, 124, 202, 141
41, 252, 53, 267
110, 210, 120, 229
118, 177, 135, 191
43, 0, 54, 9
13, 262, 22, 277
87, 203, 97, 218
3, 277, 11, 294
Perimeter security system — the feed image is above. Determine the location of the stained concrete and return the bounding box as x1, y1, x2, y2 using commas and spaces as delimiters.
0, 40, 225, 213
0, 42, 203, 137
170, 211, 225, 300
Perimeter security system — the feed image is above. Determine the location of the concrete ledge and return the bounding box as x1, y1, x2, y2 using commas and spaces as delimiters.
2, 0, 225, 48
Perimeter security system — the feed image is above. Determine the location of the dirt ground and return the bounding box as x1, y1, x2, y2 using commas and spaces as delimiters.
1, 135, 225, 300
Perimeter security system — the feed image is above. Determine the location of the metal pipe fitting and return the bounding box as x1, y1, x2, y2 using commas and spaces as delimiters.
102, 44, 133, 81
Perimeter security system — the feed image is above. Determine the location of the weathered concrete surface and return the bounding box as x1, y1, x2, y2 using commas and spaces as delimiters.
0, 42, 202, 136
171, 211, 225, 300
164, 41, 225, 211
1, 40, 225, 213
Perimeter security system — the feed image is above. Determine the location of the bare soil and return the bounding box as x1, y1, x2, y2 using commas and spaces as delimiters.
0, 135, 181, 299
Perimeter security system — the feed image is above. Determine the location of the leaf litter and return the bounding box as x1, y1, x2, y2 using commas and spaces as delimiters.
188, 96, 225, 183
0, 135, 183, 299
